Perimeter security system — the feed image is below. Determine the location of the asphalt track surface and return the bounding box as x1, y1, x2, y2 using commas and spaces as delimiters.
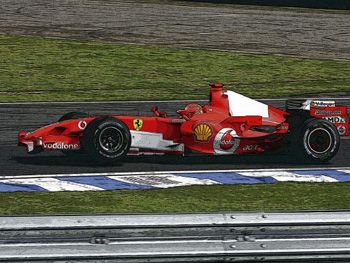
1, 100, 349, 176
0, 0, 349, 60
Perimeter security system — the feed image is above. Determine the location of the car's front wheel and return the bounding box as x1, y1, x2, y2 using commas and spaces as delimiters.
81, 117, 131, 163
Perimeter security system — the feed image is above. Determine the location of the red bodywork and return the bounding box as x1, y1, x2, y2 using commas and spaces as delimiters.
18, 84, 348, 156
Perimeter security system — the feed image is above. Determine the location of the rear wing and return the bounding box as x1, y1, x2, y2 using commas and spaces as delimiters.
310, 104, 349, 136
286, 99, 349, 136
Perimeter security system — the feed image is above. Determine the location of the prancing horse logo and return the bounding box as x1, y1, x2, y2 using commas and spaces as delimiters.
133, 119, 143, 131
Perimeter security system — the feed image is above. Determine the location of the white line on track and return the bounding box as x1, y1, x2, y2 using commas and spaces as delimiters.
238, 171, 338, 183
0, 178, 103, 191
1, 167, 349, 180
108, 174, 218, 188
1, 98, 350, 105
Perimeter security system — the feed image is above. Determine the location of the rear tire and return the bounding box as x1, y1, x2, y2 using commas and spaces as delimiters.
292, 118, 340, 163
81, 117, 131, 163
58, 112, 89, 157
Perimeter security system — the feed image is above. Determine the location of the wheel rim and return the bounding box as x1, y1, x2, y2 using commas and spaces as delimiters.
98, 127, 124, 153
307, 127, 333, 154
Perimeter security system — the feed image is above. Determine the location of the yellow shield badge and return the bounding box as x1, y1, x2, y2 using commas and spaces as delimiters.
194, 123, 212, 142
133, 119, 143, 131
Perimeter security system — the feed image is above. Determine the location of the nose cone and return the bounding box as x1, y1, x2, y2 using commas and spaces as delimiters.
18, 131, 35, 152
18, 131, 29, 144
18, 131, 27, 138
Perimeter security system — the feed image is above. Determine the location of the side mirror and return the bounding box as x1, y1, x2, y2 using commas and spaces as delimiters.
176, 110, 190, 120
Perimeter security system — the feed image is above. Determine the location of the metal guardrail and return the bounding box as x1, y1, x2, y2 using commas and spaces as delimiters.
1, 211, 350, 262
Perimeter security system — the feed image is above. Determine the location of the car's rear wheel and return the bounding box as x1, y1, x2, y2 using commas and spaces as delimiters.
293, 118, 340, 163
58, 112, 89, 157
81, 117, 131, 163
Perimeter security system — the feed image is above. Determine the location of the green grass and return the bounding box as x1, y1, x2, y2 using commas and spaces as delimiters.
0, 35, 349, 102
1, 183, 350, 215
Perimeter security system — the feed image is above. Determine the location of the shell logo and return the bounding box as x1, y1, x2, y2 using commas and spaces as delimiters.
194, 124, 212, 142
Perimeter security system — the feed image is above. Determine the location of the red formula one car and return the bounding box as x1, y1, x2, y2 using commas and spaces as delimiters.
18, 83, 349, 163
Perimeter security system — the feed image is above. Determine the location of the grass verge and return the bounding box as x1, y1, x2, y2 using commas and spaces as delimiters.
0, 34, 349, 102
1, 183, 350, 215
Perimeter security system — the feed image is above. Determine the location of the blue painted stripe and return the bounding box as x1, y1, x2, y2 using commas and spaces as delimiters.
178, 172, 278, 184
0, 183, 47, 192
292, 169, 350, 182
58, 176, 154, 190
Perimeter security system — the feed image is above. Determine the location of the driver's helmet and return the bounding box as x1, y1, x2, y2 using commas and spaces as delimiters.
185, 103, 203, 118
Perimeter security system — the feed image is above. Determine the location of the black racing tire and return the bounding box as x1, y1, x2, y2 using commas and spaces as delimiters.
293, 118, 340, 163
81, 117, 131, 163
58, 111, 89, 157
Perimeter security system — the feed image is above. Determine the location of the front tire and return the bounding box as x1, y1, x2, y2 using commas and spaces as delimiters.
293, 118, 340, 163
81, 117, 131, 163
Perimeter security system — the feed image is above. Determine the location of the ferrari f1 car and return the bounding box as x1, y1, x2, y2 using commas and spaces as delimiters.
18, 83, 349, 163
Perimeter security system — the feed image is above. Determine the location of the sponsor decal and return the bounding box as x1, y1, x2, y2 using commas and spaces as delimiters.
338, 125, 346, 135
322, 116, 346, 124
78, 120, 87, 130
243, 144, 258, 151
43, 142, 79, 150
311, 101, 335, 108
213, 128, 240, 154
194, 123, 213, 142
219, 130, 236, 150
315, 110, 342, 115
133, 119, 143, 131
